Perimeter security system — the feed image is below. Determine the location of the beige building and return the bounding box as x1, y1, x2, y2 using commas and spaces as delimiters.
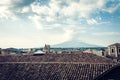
0, 48, 1, 55
0, 48, 19, 56
108, 43, 120, 59
43, 44, 50, 53
0, 50, 8, 56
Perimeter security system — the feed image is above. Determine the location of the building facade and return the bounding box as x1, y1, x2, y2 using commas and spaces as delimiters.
108, 43, 120, 60
43, 44, 50, 53
0, 48, 1, 52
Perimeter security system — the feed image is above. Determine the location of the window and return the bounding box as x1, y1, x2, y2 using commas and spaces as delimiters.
119, 49, 120, 53
111, 49, 115, 53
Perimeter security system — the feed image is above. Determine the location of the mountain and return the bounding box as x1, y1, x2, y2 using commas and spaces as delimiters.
52, 40, 100, 48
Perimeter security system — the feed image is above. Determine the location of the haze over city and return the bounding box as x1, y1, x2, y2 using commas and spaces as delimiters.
0, 0, 120, 48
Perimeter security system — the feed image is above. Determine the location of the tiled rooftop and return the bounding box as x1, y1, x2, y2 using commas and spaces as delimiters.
0, 53, 115, 63
0, 53, 118, 80
0, 63, 116, 80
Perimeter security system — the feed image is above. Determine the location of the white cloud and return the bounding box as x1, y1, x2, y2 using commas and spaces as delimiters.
0, 0, 109, 28
28, 0, 108, 31
0, 0, 109, 22
31, 3, 49, 15
60, 2, 79, 17
0, 0, 11, 4
29, 15, 44, 30
0, 0, 119, 47
60, 0, 107, 18
0, 7, 17, 20
103, 3, 120, 13
0, 0, 18, 20
21, 7, 30, 13
87, 19, 98, 25
93, 32, 120, 36
63, 28, 74, 40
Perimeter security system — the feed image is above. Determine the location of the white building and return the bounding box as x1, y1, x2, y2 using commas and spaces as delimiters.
108, 43, 120, 60
33, 50, 45, 56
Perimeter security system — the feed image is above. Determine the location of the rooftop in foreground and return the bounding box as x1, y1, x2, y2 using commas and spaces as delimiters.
0, 52, 116, 64
0, 53, 118, 80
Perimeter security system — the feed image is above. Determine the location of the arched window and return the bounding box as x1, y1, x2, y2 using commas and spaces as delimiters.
119, 48, 120, 53
111, 48, 115, 53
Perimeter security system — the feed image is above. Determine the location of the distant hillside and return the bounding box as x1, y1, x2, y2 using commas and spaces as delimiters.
52, 39, 100, 48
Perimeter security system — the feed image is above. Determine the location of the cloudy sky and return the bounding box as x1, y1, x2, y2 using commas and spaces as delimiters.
0, 0, 120, 48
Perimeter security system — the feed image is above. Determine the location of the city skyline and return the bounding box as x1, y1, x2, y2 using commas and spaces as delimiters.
0, 0, 120, 48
